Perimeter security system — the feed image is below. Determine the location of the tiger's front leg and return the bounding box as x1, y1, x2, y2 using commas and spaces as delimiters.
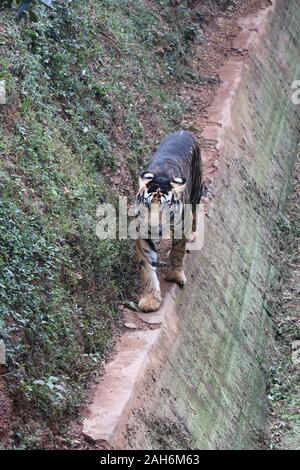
165, 205, 192, 287
165, 235, 187, 288
136, 238, 162, 312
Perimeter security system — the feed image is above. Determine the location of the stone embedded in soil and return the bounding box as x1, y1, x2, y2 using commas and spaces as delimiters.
124, 322, 138, 330
0, 81, 6, 105
291, 341, 300, 366
0, 341, 6, 365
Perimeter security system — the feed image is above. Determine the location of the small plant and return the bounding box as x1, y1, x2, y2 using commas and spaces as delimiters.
1, 0, 54, 21
20, 376, 70, 417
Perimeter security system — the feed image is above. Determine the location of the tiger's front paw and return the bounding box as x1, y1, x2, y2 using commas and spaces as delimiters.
138, 293, 162, 313
165, 269, 186, 288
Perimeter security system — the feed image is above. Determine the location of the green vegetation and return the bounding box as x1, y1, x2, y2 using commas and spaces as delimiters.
0, 0, 54, 21
267, 159, 300, 449
0, 0, 203, 447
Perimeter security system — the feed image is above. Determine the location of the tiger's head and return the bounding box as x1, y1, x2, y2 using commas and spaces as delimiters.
136, 172, 187, 239
136, 171, 186, 209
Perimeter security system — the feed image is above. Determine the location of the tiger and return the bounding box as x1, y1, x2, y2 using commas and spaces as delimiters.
135, 130, 203, 312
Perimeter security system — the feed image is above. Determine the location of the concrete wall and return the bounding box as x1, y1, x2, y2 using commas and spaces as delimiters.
123, 0, 300, 449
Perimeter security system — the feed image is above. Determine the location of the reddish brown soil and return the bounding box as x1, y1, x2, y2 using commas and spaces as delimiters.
0, 377, 13, 447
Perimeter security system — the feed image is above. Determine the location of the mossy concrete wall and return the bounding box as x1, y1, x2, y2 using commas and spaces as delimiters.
122, 0, 300, 449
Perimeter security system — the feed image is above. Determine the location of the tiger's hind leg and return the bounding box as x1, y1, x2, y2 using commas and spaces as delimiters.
189, 203, 198, 243
136, 238, 162, 312
191, 180, 204, 241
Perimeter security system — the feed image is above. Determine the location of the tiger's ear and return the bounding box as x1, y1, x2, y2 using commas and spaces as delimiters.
139, 171, 154, 190
171, 177, 186, 194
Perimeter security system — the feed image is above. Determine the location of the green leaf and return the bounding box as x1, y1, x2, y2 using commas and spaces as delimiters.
33, 379, 45, 385
39, 0, 54, 7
